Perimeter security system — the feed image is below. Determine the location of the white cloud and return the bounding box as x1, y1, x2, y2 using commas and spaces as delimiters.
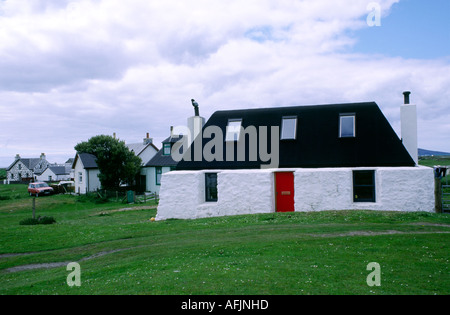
0, 0, 448, 167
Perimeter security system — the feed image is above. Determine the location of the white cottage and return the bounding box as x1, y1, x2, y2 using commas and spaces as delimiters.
156, 93, 435, 220
72, 153, 101, 194
36, 165, 72, 182
141, 132, 181, 194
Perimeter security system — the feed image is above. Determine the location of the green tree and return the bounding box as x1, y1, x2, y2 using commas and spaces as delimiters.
75, 135, 142, 190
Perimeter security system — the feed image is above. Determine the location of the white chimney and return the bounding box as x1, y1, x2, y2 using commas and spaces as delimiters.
401, 91, 418, 165
188, 116, 205, 144
187, 99, 205, 144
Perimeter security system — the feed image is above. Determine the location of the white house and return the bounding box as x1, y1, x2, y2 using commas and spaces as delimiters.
72, 134, 159, 194
126, 133, 159, 166
141, 131, 180, 194
72, 153, 101, 194
36, 165, 72, 182
6, 153, 49, 183
156, 93, 435, 221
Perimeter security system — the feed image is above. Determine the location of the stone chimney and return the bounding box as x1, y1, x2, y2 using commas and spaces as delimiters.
401, 91, 418, 165
15, 154, 21, 160
40, 153, 46, 160
143, 133, 153, 145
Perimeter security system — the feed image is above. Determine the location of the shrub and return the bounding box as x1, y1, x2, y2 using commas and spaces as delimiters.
20, 216, 56, 226
38, 216, 57, 225
19, 218, 39, 225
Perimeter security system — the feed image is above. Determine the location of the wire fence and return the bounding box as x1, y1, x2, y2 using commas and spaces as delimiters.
84, 189, 159, 204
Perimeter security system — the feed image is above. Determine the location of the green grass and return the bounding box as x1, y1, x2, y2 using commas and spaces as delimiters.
0, 185, 449, 295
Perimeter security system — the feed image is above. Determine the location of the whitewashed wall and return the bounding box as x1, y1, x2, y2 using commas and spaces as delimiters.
294, 166, 434, 212
156, 166, 435, 220
156, 170, 274, 220
73, 160, 101, 194
36, 168, 57, 182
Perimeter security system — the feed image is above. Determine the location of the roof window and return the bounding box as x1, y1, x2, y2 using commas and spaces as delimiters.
281, 116, 298, 140
339, 114, 356, 138
225, 119, 243, 142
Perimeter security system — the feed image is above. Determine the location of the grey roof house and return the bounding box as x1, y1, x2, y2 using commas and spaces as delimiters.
6, 153, 49, 182
141, 133, 181, 194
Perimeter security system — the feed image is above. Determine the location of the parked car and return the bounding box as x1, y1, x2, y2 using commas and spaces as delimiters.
28, 182, 54, 197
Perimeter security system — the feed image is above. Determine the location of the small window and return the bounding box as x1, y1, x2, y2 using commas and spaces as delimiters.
225, 119, 242, 142
205, 173, 218, 202
340, 114, 355, 138
163, 143, 171, 156
281, 116, 297, 140
353, 170, 376, 202
78, 172, 83, 183
156, 167, 162, 185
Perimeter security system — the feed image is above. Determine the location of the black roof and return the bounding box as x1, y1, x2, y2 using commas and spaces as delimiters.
177, 102, 415, 170
145, 150, 178, 167
73, 153, 98, 169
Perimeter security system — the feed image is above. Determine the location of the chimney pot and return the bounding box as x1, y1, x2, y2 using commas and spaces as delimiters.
403, 91, 411, 105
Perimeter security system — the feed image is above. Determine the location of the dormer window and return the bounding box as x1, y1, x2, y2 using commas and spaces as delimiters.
281, 116, 298, 140
163, 143, 171, 156
225, 119, 242, 142
339, 114, 356, 138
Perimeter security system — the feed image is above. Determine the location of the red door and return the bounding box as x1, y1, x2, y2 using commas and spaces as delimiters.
275, 172, 295, 213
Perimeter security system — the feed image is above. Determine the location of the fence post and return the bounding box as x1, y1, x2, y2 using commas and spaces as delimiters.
32, 197, 36, 219
435, 178, 443, 213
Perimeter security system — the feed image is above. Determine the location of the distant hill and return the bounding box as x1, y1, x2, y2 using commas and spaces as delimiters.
419, 148, 450, 157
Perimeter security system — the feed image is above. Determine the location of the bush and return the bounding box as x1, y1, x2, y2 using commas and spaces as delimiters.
20, 216, 56, 226
38, 216, 57, 225
19, 218, 39, 225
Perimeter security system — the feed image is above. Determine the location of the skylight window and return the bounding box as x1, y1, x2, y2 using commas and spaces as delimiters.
340, 114, 356, 138
225, 119, 242, 142
281, 116, 297, 140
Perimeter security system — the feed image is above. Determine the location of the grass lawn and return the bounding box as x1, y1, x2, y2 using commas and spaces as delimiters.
0, 184, 449, 295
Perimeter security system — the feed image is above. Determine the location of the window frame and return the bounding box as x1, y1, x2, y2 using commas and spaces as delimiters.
353, 170, 376, 203
339, 114, 356, 138
225, 119, 243, 142
205, 173, 218, 202
280, 116, 298, 140
163, 143, 171, 156
155, 167, 163, 186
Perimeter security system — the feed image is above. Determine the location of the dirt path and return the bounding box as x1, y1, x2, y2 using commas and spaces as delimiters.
4, 248, 135, 273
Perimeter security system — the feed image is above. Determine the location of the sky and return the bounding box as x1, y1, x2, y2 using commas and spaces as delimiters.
0, 0, 449, 167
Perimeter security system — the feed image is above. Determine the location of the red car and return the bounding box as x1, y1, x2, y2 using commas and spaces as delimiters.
28, 182, 54, 197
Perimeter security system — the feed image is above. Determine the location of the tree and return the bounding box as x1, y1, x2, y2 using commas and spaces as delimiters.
75, 135, 142, 190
